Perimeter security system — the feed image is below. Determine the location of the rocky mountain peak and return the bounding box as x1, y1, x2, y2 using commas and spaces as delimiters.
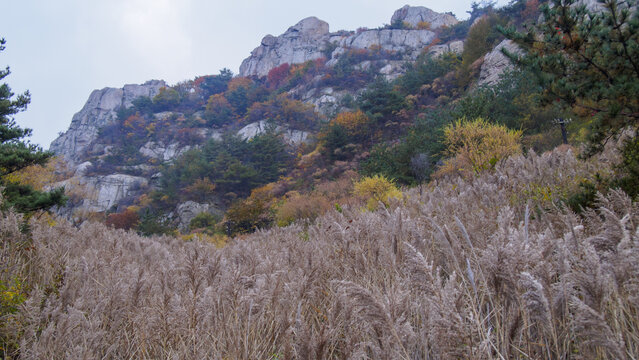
239, 17, 332, 78
239, 6, 459, 78
391, 5, 458, 29
285, 16, 330, 38
50, 80, 166, 165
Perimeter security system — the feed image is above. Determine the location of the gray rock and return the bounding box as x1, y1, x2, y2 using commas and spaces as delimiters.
287, 83, 350, 117
427, 40, 464, 57
391, 5, 458, 29
239, 17, 331, 77
237, 120, 310, 145
240, 7, 454, 78
378, 61, 407, 81
74, 161, 93, 177
478, 40, 523, 87
338, 29, 436, 58
139, 141, 191, 161
88, 174, 148, 212
198, 128, 222, 141
176, 201, 222, 231
55, 173, 148, 214
238, 120, 272, 140
50, 80, 166, 165
283, 129, 311, 145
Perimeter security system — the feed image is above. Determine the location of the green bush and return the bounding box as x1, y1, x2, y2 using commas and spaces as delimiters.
223, 197, 273, 236
354, 175, 403, 211
438, 20, 471, 42
137, 209, 176, 236
152, 87, 181, 111
397, 52, 460, 95
360, 112, 447, 184
358, 77, 406, 119
614, 137, 639, 199
158, 132, 290, 205
189, 212, 220, 231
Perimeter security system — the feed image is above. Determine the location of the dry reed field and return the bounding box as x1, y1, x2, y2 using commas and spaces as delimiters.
2, 147, 638, 359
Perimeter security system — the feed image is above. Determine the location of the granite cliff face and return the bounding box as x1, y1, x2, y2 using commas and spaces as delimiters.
236, 6, 461, 117
50, 80, 166, 165
478, 39, 523, 87
332, 29, 437, 59
390, 5, 458, 28
239, 17, 332, 78
239, 6, 459, 78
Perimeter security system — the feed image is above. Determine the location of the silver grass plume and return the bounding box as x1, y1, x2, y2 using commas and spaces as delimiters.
519, 272, 550, 335
571, 297, 627, 360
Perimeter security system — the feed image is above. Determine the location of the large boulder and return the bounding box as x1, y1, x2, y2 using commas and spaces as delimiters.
239, 17, 331, 77
139, 141, 191, 162
391, 5, 458, 29
176, 201, 223, 232
237, 120, 310, 145
427, 40, 464, 57
478, 40, 523, 87
54, 173, 148, 214
50, 80, 166, 165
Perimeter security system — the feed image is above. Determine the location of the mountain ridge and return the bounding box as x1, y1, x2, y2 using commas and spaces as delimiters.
48, 4, 519, 230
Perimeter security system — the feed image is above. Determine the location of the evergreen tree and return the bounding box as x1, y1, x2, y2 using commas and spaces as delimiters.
0, 38, 66, 212
501, 0, 639, 154
358, 77, 406, 120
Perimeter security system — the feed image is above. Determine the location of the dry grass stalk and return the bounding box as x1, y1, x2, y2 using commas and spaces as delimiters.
0, 147, 636, 359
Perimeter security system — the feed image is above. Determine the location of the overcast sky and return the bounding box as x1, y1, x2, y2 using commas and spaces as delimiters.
1, 0, 509, 149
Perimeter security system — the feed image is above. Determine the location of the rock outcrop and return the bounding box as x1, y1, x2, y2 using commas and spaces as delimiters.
391, 5, 458, 29
139, 141, 191, 162
237, 120, 310, 145
176, 201, 223, 231
54, 172, 148, 214
50, 80, 166, 165
86, 174, 148, 212
427, 40, 464, 57
239, 17, 332, 78
289, 84, 357, 116
478, 40, 523, 87
334, 29, 436, 58
239, 6, 458, 78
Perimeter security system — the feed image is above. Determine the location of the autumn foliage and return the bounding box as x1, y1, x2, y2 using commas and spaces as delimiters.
354, 175, 403, 211
275, 191, 331, 227
266, 63, 290, 89
3, 157, 67, 191
204, 93, 234, 126
226, 77, 253, 92
435, 117, 522, 178
331, 110, 371, 140
105, 208, 140, 230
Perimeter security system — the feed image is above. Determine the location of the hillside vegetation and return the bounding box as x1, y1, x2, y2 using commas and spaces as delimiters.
3, 146, 638, 359
1, 0, 639, 358
42, 0, 578, 237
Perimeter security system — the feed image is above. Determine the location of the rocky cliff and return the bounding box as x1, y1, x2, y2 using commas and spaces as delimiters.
50, 80, 166, 165
49, 5, 480, 224
239, 17, 333, 78
239, 6, 459, 78
477, 39, 522, 87
391, 5, 458, 28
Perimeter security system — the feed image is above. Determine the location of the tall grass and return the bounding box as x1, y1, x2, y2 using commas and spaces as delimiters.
2, 147, 637, 359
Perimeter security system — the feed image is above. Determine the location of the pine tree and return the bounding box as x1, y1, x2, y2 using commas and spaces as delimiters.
0, 38, 66, 213
501, 0, 639, 154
